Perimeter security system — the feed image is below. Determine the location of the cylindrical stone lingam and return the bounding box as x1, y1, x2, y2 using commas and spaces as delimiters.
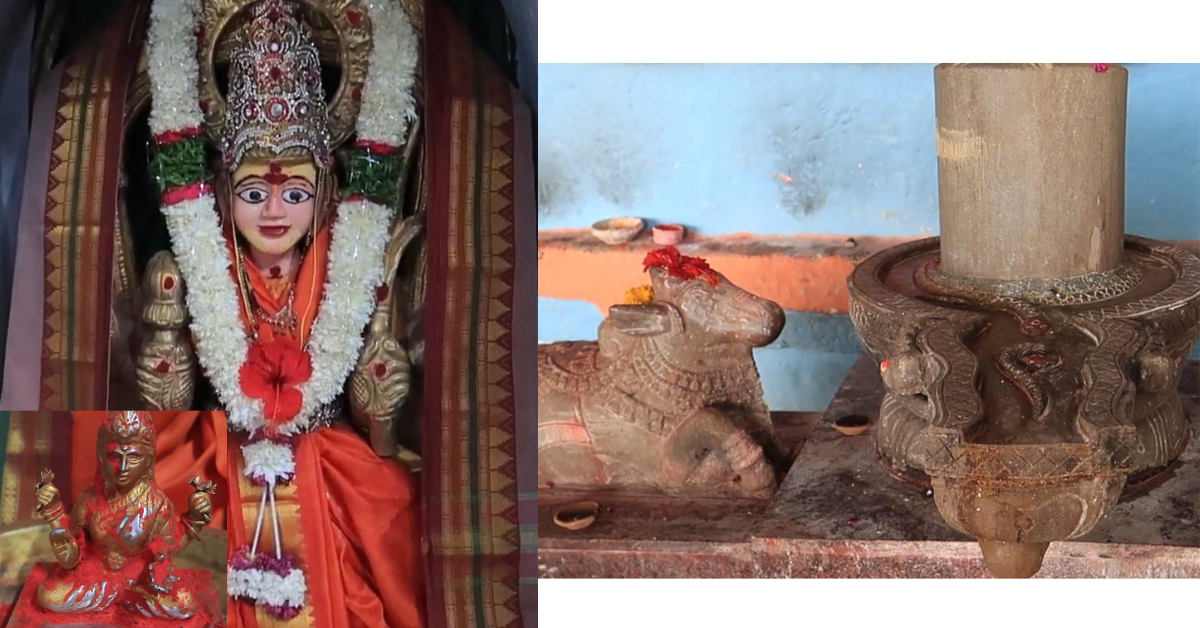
846, 64, 1200, 579
936, 64, 1127, 280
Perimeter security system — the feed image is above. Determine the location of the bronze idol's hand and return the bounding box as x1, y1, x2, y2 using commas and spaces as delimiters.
47, 527, 80, 569
35, 470, 63, 520
186, 476, 215, 523
187, 492, 213, 522
35, 482, 59, 509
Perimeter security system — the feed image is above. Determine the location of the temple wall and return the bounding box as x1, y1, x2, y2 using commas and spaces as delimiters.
538, 63, 1200, 410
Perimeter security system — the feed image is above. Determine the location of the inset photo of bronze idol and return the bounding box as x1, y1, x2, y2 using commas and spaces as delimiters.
0, 411, 227, 628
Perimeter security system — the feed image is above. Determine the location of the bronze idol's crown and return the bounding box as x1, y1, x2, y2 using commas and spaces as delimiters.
220, 0, 333, 170
103, 411, 157, 447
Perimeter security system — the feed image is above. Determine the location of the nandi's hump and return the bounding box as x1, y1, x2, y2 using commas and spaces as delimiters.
539, 341, 606, 394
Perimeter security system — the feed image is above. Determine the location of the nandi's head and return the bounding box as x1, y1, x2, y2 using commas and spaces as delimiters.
604, 247, 785, 348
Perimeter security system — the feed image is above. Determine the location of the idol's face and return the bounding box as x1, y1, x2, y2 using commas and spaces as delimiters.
105, 441, 150, 490
231, 156, 317, 257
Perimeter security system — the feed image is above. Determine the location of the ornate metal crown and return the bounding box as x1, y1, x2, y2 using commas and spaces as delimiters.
219, 0, 333, 169
102, 411, 157, 447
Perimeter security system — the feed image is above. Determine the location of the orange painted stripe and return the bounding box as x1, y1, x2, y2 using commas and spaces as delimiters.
538, 230, 1200, 315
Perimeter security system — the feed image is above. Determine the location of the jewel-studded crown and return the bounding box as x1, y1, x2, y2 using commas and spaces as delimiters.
220, 0, 333, 170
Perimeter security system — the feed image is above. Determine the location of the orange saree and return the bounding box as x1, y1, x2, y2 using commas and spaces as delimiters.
225, 223, 425, 628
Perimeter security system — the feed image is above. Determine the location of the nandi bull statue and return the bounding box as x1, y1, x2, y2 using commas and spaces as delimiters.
538, 246, 789, 499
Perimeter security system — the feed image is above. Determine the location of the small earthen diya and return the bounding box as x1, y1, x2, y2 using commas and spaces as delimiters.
553, 501, 600, 531
652, 224, 685, 245
591, 217, 644, 245
833, 414, 871, 437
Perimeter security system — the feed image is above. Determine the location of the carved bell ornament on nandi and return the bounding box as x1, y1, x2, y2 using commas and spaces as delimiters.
847, 64, 1200, 578
538, 246, 788, 498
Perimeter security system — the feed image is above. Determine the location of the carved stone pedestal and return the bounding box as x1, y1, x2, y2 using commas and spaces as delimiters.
845, 64, 1200, 577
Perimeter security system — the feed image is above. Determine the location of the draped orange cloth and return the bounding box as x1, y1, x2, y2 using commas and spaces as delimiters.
225, 223, 425, 627
229, 428, 425, 628
70, 411, 229, 530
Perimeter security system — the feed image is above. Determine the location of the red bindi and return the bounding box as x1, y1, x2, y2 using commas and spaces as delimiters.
263, 162, 289, 185
269, 266, 282, 278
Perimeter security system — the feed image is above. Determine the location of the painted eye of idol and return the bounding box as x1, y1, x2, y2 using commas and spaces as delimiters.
237, 187, 269, 204
282, 187, 314, 204
235, 185, 313, 204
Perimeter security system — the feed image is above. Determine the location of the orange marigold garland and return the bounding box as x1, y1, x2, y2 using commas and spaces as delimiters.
643, 246, 720, 286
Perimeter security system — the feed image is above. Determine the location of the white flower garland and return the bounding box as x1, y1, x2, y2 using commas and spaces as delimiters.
163, 196, 394, 438
228, 566, 307, 608
146, 0, 203, 135
241, 437, 298, 483
357, 0, 420, 146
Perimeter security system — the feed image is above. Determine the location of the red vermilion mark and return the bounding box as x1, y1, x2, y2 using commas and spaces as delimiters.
263, 162, 289, 185
1022, 317, 1051, 336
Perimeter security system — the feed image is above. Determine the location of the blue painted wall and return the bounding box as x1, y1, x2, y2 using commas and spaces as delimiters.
538, 64, 1200, 410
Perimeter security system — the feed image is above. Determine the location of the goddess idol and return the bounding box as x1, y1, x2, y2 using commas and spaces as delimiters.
140, 0, 424, 624
8, 411, 220, 626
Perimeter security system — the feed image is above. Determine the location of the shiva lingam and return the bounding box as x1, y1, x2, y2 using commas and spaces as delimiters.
847, 64, 1200, 578
538, 246, 788, 499
6, 411, 221, 627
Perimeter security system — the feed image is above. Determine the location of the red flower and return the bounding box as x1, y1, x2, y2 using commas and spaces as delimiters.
355, 138, 401, 155
152, 126, 204, 145
160, 181, 212, 207
642, 246, 720, 286
240, 338, 313, 430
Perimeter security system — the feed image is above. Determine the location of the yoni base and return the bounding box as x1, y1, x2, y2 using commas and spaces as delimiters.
6, 564, 223, 628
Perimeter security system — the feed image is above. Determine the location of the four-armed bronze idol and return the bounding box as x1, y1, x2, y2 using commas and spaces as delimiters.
6, 412, 222, 627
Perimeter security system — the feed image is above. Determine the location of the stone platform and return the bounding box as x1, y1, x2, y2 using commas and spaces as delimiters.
538, 356, 1200, 578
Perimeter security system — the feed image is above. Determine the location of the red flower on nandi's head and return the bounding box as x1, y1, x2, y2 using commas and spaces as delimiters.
642, 246, 720, 287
